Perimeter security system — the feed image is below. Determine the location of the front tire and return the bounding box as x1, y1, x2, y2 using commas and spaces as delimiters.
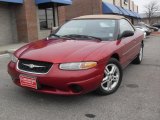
95, 58, 123, 95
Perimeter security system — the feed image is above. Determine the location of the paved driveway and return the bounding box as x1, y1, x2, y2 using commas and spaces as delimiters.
0, 36, 160, 120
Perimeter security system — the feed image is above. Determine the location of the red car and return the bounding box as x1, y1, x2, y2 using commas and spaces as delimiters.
8, 15, 144, 95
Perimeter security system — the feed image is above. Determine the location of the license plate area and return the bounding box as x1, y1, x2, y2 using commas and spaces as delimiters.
19, 74, 37, 89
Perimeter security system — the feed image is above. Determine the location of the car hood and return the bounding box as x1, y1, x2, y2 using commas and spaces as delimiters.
16, 39, 112, 63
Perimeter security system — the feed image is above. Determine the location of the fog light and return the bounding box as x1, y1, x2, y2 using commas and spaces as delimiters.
70, 84, 83, 93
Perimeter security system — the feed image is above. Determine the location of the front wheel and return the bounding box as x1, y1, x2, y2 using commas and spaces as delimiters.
95, 58, 123, 95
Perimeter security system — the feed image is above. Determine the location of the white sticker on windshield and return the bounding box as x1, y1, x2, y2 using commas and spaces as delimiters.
100, 22, 109, 27
109, 33, 113, 37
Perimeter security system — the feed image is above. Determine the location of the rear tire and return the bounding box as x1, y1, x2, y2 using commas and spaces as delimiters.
95, 58, 123, 95
132, 44, 143, 64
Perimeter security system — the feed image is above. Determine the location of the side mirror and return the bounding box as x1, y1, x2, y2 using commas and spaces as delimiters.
119, 30, 134, 39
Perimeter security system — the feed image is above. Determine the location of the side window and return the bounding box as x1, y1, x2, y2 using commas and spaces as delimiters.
120, 19, 135, 34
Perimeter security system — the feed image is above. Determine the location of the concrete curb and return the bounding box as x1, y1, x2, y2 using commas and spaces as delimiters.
0, 43, 27, 55
0, 49, 16, 55
7, 49, 16, 54
0, 51, 7, 55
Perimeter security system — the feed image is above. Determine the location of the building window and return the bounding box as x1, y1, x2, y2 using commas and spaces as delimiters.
38, 4, 59, 30
124, 0, 128, 5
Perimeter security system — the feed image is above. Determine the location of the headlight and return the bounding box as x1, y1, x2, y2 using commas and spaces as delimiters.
11, 54, 18, 63
59, 62, 97, 70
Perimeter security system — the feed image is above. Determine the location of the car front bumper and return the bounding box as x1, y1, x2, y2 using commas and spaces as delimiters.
8, 61, 104, 95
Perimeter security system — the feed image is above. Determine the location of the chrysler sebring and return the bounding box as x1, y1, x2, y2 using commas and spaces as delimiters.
8, 15, 144, 95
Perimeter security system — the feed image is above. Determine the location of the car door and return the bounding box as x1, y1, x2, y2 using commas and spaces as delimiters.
119, 19, 138, 64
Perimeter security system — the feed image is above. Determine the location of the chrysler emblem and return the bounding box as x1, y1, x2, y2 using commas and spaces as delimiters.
22, 63, 45, 69
28, 64, 35, 69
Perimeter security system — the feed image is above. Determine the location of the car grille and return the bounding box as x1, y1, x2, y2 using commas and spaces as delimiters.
18, 59, 53, 74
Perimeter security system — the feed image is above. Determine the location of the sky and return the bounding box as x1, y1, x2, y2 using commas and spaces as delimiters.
133, 0, 160, 13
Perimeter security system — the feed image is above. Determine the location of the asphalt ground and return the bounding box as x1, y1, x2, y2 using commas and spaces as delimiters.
0, 35, 160, 120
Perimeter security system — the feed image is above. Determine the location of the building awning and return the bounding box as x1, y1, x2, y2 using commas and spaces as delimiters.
0, 0, 23, 3
132, 11, 141, 19
116, 6, 130, 16
35, 0, 72, 5
102, 2, 122, 14
125, 9, 137, 18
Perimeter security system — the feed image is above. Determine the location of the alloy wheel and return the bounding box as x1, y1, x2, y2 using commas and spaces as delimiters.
101, 64, 120, 91
139, 47, 143, 62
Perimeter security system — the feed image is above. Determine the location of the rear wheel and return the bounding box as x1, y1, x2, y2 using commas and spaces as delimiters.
95, 58, 123, 95
144, 32, 146, 39
132, 45, 143, 64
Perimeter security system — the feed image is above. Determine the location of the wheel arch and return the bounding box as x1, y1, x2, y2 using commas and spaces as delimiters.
142, 40, 144, 48
110, 53, 120, 62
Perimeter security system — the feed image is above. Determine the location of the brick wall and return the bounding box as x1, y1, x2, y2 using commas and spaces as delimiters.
58, 0, 141, 27
63, 0, 102, 22
15, 0, 38, 43
121, 0, 129, 9
102, 0, 137, 11
134, 4, 138, 12
114, 0, 121, 6
58, 6, 66, 25
129, 0, 132, 10
103, 0, 113, 4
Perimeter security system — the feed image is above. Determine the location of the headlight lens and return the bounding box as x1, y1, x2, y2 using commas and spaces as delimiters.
11, 54, 18, 63
59, 62, 97, 70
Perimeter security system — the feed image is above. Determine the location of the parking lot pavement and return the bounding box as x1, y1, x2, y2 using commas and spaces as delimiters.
0, 36, 160, 120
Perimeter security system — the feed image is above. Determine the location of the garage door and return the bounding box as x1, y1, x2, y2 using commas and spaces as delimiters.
0, 3, 17, 46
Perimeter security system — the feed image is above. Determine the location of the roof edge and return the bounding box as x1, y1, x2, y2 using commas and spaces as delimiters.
73, 15, 125, 20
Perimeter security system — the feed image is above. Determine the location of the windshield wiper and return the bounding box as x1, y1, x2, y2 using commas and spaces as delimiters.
85, 35, 102, 41
49, 34, 72, 39
49, 34, 61, 38
62, 34, 102, 41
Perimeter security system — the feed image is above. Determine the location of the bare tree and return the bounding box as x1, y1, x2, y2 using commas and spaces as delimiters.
144, 0, 160, 24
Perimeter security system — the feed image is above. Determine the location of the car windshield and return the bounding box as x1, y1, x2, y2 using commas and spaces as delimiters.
54, 19, 116, 41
